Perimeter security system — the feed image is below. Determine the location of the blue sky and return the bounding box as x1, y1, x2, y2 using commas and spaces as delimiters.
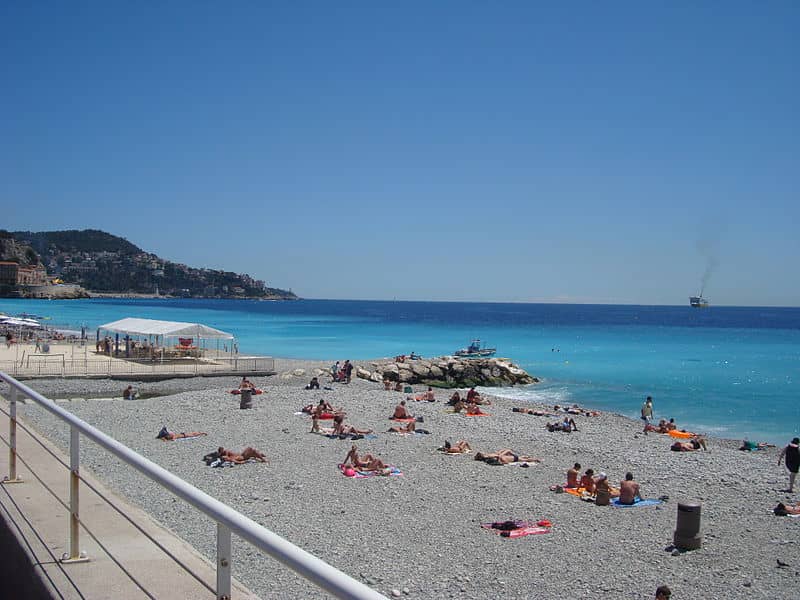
1, 2, 797, 305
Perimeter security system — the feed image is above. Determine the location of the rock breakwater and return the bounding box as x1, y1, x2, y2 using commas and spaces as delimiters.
356, 356, 538, 388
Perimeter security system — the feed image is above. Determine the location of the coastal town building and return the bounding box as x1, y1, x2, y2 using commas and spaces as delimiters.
0, 261, 48, 286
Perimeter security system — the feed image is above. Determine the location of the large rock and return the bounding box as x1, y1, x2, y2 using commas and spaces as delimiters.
358, 356, 537, 388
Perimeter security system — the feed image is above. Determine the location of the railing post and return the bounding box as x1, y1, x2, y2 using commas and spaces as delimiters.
217, 523, 232, 600
61, 425, 89, 563
2, 387, 23, 484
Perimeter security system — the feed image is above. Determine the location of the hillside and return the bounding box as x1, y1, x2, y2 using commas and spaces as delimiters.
5, 229, 298, 300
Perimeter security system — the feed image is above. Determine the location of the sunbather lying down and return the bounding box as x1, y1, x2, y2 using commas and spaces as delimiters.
739, 440, 775, 451
438, 440, 471, 453
475, 449, 541, 465
343, 445, 387, 471
774, 502, 800, 516
387, 421, 429, 434
512, 407, 554, 416
219, 446, 268, 463
670, 436, 708, 452
157, 427, 207, 440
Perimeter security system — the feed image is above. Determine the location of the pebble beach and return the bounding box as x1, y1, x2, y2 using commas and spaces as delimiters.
9, 358, 800, 600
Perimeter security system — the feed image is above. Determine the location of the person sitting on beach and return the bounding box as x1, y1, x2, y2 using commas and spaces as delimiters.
774, 501, 800, 516
739, 440, 775, 451
567, 463, 581, 488
594, 472, 612, 505
392, 400, 413, 420
670, 436, 708, 452
580, 468, 596, 494
122, 385, 138, 400
384, 379, 393, 390
305, 376, 320, 390
332, 414, 373, 437
664, 418, 677, 431
474, 449, 540, 465
465, 403, 489, 416
438, 440, 471, 454
466, 387, 491, 405
343, 445, 386, 471
618, 472, 641, 505
418, 387, 435, 402
644, 419, 669, 434
218, 446, 268, 464
393, 381, 403, 392
310, 399, 336, 416
156, 427, 207, 441
448, 391, 462, 406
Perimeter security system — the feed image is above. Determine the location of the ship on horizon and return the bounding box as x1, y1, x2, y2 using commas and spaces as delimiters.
689, 294, 709, 308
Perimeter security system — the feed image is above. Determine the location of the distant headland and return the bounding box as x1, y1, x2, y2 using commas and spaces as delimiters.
0, 229, 298, 300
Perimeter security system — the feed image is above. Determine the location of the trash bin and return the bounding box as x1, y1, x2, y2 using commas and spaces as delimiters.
674, 502, 702, 550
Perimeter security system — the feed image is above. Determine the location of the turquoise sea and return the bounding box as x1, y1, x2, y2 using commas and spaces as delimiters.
1, 298, 798, 445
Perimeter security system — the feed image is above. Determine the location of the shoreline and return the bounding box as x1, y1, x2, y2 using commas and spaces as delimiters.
8, 359, 800, 599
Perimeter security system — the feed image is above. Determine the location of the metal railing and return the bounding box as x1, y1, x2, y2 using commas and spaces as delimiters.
0, 356, 275, 378
0, 372, 387, 600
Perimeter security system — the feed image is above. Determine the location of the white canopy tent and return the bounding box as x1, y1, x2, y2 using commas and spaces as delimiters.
98, 318, 234, 340
97, 317, 235, 359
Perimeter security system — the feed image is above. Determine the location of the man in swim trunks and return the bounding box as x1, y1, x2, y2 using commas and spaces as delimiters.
778, 437, 800, 492
474, 449, 539, 465
618, 472, 641, 505
641, 396, 654, 434
392, 400, 413, 420
332, 414, 373, 436
567, 463, 581, 488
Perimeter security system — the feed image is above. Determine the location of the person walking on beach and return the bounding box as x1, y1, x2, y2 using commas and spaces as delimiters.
778, 437, 800, 492
641, 396, 654, 434
344, 360, 353, 384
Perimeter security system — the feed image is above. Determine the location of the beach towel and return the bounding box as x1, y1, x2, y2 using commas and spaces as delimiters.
338, 464, 402, 478
504, 460, 540, 467
611, 498, 663, 508
465, 412, 491, 417
437, 448, 472, 455
480, 520, 552, 538
668, 430, 695, 439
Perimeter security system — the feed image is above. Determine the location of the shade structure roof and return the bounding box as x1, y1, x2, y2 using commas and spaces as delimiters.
98, 317, 234, 340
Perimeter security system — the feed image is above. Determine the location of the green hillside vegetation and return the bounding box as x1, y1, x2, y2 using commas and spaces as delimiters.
5, 229, 297, 300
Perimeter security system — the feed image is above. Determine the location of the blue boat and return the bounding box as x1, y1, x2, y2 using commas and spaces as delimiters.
454, 339, 496, 358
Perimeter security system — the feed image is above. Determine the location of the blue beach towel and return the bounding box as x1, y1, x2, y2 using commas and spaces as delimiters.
611, 498, 663, 508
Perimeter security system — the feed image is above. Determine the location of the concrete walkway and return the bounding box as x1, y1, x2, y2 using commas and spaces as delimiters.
0, 410, 260, 600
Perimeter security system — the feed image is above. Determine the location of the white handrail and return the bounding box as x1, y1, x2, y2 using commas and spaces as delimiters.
0, 372, 387, 600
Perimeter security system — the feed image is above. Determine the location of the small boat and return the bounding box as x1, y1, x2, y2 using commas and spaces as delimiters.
689, 296, 709, 308
454, 339, 496, 358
